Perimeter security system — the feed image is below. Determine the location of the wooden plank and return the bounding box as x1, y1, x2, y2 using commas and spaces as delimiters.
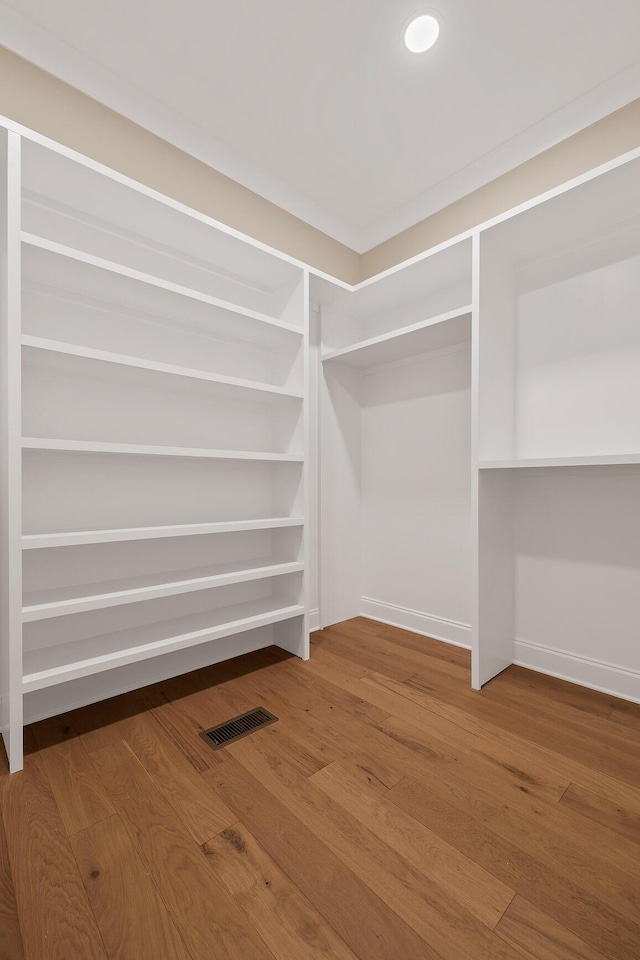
477, 670, 640, 754
357, 671, 640, 816
30, 715, 115, 836
71, 815, 192, 960
372, 622, 471, 669
133, 685, 221, 772
122, 712, 236, 844
310, 756, 515, 928
89, 739, 274, 960
404, 672, 640, 787
71, 692, 147, 754
385, 760, 640, 926
166, 671, 330, 778
317, 627, 420, 682
387, 776, 640, 960
489, 664, 617, 719
203, 822, 359, 960
228, 670, 356, 768
207, 742, 525, 960
608, 700, 640, 736
560, 782, 640, 847
205, 757, 437, 960
0, 801, 24, 960
377, 713, 569, 804
495, 895, 610, 960
252, 657, 391, 725
0, 754, 108, 960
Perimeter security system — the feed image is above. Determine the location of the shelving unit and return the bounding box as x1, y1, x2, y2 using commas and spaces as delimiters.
0, 124, 311, 772
316, 238, 473, 634
3, 114, 640, 774
473, 149, 640, 696
23, 596, 305, 692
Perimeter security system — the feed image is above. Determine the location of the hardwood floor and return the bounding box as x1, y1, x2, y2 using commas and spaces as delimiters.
1, 617, 639, 960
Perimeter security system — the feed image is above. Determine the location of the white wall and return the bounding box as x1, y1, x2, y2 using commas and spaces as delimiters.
513, 467, 640, 700
516, 253, 640, 459
359, 345, 472, 645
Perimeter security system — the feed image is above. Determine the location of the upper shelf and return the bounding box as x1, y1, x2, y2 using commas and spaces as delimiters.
22, 234, 303, 336
21, 137, 303, 319
22, 517, 305, 550
22, 336, 304, 401
482, 153, 640, 287
479, 454, 640, 469
23, 516, 305, 550
322, 307, 472, 370
22, 438, 304, 462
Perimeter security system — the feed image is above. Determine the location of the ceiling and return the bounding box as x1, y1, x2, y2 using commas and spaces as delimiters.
2, 0, 640, 252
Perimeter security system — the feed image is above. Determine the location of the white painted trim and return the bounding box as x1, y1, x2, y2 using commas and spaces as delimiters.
0, 113, 314, 276
309, 608, 320, 632
360, 60, 640, 251
4, 113, 640, 299
1, 6, 639, 252
513, 638, 640, 705
0, 7, 362, 250
360, 598, 471, 649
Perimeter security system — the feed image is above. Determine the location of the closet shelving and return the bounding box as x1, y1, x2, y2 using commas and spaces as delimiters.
315, 237, 473, 629
3, 115, 640, 773
1, 126, 310, 771
473, 149, 640, 694
321, 305, 472, 370
320, 238, 472, 370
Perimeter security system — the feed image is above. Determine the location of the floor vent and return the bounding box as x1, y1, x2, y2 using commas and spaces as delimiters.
199, 707, 278, 749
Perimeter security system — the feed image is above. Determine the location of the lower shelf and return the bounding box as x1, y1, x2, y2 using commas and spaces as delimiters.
23, 599, 305, 693
23, 558, 304, 621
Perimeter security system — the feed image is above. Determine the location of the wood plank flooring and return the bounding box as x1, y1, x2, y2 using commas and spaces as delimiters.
1, 617, 639, 960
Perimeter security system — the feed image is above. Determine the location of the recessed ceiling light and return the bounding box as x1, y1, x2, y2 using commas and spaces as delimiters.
404, 13, 440, 53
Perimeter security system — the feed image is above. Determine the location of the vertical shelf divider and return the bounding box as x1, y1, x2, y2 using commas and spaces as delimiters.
0, 129, 23, 772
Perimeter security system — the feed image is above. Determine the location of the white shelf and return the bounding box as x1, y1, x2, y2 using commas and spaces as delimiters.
22, 517, 304, 550
22, 438, 304, 462
23, 599, 305, 692
321, 306, 472, 370
21, 337, 304, 400
478, 454, 640, 469
21, 233, 303, 336
23, 558, 304, 621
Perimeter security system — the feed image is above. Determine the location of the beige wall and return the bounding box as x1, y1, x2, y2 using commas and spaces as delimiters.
0, 45, 361, 284
361, 98, 640, 279
2, 44, 639, 286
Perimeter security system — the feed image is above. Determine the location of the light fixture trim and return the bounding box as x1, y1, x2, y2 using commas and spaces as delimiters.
403, 11, 441, 54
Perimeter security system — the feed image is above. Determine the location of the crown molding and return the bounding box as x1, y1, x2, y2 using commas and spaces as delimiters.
2, 5, 640, 256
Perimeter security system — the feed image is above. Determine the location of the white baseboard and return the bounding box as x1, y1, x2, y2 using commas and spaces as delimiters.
360, 598, 471, 649
309, 608, 320, 632
514, 638, 640, 705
